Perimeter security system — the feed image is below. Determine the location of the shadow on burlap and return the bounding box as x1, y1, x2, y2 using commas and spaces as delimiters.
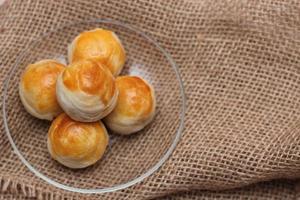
1, 0, 300, 199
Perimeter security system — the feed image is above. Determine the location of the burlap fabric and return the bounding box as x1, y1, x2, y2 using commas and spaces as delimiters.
0, 180, 299, 200
1, 0, 300, 199
162, 180, 300, 200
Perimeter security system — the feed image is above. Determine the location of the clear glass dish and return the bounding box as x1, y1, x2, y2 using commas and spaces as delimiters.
3, 19, 186, 194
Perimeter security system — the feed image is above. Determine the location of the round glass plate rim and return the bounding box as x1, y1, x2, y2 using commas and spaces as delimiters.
2, 18, 186, 194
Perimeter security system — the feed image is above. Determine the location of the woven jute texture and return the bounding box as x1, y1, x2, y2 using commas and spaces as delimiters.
0, 180, 299, 200
1, 0, 300, 199
161, 180, 299, 200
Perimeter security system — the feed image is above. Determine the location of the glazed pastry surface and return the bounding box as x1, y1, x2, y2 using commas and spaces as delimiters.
19, 59, 65, 120
68, 28, 126, 76
48, 113, 109, 169
104, 76, 156, 135
56, 59, 118, 122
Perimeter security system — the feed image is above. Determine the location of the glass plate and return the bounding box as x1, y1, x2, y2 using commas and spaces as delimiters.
3, 19, 186, 194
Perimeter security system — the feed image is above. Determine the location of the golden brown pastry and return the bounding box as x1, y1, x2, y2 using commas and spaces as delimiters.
104, 76, 156, 135
68, 28, 126, 76
56, 59, 118, 122
47, 113, 109, 169
19, 59, 65, 120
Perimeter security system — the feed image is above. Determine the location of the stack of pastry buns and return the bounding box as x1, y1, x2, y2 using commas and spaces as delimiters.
19, 28, 156, 169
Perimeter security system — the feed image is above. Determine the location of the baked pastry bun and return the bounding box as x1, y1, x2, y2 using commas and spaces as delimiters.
47, 113, 109, 169
56, 59, 118, 122
19, 59, 65, 120
104, 76, 156, 135
68, 28, 126, 76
